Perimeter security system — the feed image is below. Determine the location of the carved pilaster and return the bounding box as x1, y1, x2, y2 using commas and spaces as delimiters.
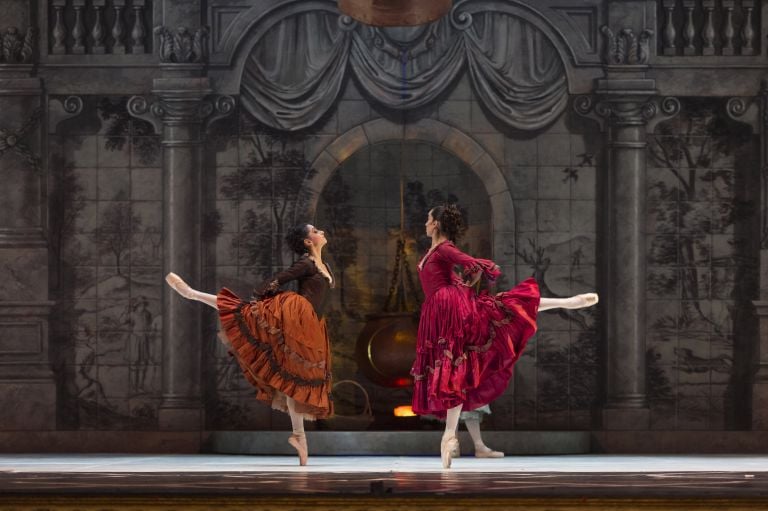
0, 79, 46, 245
0, 78, 56, 430
575, 77, 680, 430
128, 81, 234, 430
726, 83, 768, 429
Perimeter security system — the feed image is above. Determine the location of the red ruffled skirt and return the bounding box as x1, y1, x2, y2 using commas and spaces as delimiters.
410, 277, 540, 418
217, 288, 333, 419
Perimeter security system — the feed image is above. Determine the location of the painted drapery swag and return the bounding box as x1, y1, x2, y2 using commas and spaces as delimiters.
241, 5, 568, 131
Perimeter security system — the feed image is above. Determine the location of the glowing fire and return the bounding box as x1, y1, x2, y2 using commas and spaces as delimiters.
393, 405, 416, 417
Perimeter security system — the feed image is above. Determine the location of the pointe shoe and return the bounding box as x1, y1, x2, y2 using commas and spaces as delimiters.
474, 445, 504, 458
563, 292, 599, 309
441, 436, 458, 469
165, 272, 194, 299
288, 433, 308, 466
577, 293, 599, 308
450, 438, 461, 458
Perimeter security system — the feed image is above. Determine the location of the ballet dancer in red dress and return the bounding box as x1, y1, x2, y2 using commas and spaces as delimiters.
411, 204, 598, 468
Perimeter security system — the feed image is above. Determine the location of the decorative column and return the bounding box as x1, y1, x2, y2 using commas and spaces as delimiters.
577, 26, 679, 429
128, 32, 231, 428
727, 83, 768, 429
0, 26, 58, 430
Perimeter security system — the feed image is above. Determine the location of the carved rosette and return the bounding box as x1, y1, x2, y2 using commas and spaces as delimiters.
0, 107, 44, 172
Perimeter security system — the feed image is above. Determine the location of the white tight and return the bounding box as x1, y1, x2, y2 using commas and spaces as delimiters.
443, 404, 462, 440
286, 397, 305, 436
186, 289, 218, 309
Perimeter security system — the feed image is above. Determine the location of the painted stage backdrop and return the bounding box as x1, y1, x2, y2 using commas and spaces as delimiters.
2, 0, 767, 447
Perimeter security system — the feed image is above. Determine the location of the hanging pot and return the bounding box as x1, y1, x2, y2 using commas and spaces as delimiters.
355, 311, 418, 387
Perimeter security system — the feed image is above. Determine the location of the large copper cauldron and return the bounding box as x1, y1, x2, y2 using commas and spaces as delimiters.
355, 311, 418, 387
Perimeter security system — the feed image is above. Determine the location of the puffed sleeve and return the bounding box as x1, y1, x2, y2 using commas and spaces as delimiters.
438, 242, 501, 282
252, 257, 312, 299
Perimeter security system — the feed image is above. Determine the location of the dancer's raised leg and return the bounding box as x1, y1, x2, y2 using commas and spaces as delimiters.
286, 397, 308, 466
465, 418, 503, 458
441, 405, 462, 468
165, 273, 218, 309
538, 293, 599, 312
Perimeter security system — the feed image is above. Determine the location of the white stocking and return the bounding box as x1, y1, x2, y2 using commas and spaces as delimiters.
443, 404, 462, 441
165, 273, 218, 309
188, 290, 218, 309
286, 397, 305, 436
465, 418, 488, 450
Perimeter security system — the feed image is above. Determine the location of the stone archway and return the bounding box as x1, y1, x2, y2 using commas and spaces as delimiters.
295, 118, 515, 259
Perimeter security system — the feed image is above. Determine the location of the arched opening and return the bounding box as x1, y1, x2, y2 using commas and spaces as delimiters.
314, 140, 493, 427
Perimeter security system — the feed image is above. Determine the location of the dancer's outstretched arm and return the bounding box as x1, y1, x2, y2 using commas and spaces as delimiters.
165, 273, 218, 309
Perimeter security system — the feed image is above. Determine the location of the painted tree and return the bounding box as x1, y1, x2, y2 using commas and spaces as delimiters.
516, 236, 600, 426
91, 202, 141, 275
648, 99, 755, 332
321, 172, 358, 312
647, 98, 758, 426
98, 97, 160, 165
220, 123, 315, 270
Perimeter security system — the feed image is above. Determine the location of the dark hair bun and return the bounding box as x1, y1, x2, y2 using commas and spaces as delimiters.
285, 224, 310, 255
432, 203, 464, 242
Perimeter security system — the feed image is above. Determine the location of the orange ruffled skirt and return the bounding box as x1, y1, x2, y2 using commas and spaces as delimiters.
217, 288, 333, 420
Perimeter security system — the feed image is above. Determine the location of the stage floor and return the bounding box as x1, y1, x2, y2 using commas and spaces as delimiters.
0, 454, 766, 498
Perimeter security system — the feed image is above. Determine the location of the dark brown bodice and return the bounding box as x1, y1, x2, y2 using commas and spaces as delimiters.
253, 255, 335, 317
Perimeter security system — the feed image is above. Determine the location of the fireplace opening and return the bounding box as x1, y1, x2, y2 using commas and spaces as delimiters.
316, 141, 492, 430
